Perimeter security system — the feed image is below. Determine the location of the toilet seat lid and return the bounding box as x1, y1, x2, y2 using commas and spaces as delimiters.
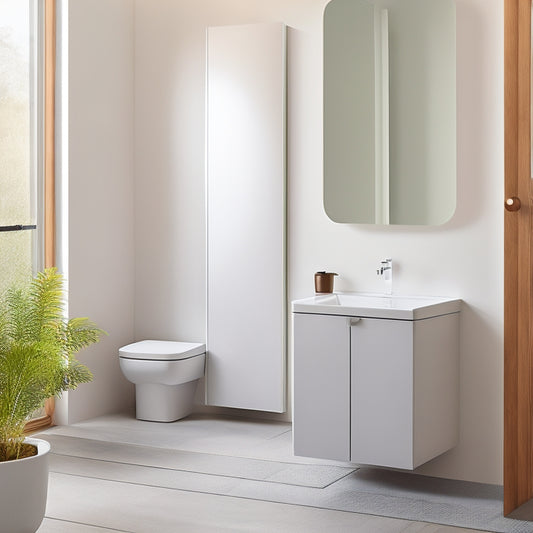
119, 340, 206, 360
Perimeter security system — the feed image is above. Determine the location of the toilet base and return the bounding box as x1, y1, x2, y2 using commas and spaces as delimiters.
135, 380, 199, 422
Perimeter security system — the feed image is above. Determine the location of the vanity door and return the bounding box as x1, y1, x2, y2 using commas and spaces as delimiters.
351, 318, 414, 469
293, 313, 350, 461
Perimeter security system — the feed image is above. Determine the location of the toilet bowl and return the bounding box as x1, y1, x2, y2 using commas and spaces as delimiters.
119, 340, 206, 422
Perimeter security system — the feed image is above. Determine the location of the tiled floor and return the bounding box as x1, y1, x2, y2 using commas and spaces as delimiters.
35, 412, 489, 533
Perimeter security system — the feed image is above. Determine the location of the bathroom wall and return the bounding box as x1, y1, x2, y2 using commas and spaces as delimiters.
133, 0, 504, 485
64, 0, 503, 485
64, 0, 135, 423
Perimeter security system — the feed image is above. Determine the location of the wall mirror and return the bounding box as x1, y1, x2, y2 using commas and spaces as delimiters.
323, 0, 456, 225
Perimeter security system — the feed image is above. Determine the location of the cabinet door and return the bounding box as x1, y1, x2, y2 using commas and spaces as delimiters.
206, 23, 286, 412
351, 318, 414, 468
293, 313, 350, 461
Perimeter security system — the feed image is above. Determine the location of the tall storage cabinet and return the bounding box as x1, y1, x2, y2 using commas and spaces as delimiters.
293, 301, 460, 469
206, 23, 286, 412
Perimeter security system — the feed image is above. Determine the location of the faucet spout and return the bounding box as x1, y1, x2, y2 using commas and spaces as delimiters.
376, 258, 393, 294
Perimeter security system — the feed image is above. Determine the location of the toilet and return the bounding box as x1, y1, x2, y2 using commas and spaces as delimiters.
119, 340, 206, 422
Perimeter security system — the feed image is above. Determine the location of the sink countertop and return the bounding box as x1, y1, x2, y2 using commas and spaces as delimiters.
291, 292, 462, 320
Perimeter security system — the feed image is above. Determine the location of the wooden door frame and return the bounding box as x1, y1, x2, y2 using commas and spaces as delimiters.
504, 0, 533, 516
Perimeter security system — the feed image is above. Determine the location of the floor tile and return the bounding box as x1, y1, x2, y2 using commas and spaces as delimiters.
49, 453, 240, 494
45, 472, 420, 533
43, 412, 291, 457
38, 517, 128, 532
400, 523, 490, 533
45, 434, 354, 488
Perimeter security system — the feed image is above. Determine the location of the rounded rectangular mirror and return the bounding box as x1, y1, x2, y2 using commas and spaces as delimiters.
324, 0, 456, 225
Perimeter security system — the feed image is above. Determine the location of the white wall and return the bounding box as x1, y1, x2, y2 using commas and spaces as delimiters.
63, 0, 503, 485
65, 0, 135, 422
133, 0, 504, 485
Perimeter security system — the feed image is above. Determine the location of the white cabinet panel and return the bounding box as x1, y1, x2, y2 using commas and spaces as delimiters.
206, 23, 286, 412
413, 313, 459, 466
351, 318, 413, 469
293, 313, 350, 461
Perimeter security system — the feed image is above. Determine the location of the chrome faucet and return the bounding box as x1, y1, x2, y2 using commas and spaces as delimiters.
376, 258, 393, 294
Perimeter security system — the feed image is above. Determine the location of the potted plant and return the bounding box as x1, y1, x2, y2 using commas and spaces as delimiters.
0, 267, 103, 533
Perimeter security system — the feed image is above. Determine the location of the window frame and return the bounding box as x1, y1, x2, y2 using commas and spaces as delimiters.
25, 0, 56, 433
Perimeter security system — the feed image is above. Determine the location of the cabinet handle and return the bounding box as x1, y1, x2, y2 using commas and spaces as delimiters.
349, 318, 361, 327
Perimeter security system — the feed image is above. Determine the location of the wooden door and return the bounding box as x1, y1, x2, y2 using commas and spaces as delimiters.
504, 0, 533, 515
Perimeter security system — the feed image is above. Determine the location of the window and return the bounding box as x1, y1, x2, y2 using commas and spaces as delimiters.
0, 0, 56, 429
0, 0, 42, 292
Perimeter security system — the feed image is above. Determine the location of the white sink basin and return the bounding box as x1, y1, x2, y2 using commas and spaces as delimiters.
292, 292, 461, 320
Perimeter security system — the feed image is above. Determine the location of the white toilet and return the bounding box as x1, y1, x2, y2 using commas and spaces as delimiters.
119, 340, 206, 422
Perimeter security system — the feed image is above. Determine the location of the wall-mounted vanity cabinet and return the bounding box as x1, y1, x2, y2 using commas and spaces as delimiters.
292, 294, 461, 469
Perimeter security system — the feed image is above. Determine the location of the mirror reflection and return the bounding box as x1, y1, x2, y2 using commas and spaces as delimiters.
323, 0, 456, 225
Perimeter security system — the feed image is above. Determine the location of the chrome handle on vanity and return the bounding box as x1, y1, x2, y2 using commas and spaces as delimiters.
349, 318, 361, 327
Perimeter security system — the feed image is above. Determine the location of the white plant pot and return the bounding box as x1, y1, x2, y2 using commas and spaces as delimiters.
0, 438, 50, 533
